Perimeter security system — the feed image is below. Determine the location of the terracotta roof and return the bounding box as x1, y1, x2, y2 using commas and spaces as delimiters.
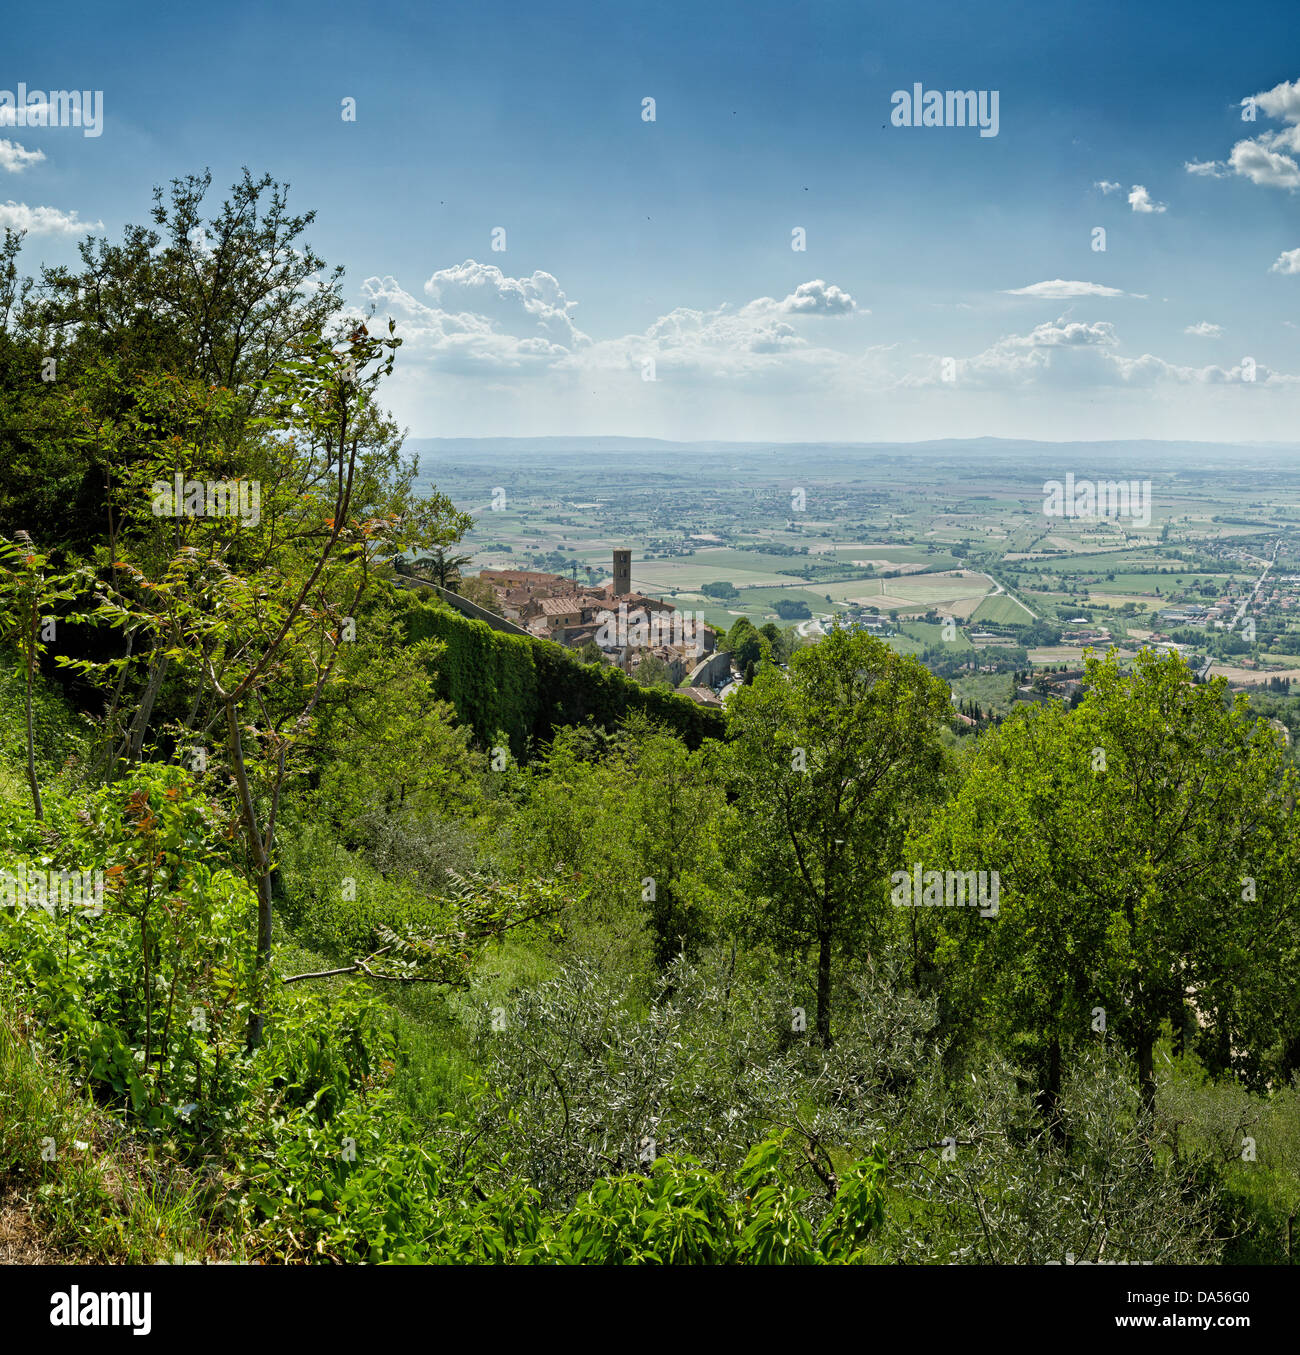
683, 686, 723, 707
537, 595, 586, 616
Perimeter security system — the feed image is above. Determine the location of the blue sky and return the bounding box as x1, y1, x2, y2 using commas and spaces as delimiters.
6, 0, 1300, 441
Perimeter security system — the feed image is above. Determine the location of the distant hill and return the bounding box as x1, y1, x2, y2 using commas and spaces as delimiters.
407, 435, 1300, 473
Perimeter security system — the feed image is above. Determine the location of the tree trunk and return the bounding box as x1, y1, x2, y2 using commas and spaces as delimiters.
224, 700, 273, 1050
1038, 1035, 1064, 1142
126, 652, 169, 766
24, 635, 42, 821
247, 869, 274, 1050
815, 927, 833, 1047
1137, 1029, 1156, 1112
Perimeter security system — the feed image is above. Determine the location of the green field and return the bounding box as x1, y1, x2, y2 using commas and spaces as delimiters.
972, 592, 1037, 624
899, 621, 974, 651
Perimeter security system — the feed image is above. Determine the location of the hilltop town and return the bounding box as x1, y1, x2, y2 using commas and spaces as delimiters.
446, 550, 730, 705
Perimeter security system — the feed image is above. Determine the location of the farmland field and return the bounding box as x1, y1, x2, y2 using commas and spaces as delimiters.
972, 592, 1036, 624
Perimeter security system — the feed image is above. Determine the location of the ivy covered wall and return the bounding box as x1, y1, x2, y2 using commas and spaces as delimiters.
390, 590, 725, 759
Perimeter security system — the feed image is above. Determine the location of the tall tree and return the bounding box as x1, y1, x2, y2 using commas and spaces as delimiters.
0, 533, 88, 818
722, 626, 951, 1044
3, 170, 347, 556
724, 616, 768, 674
78, 325, 469, 1046
914, 648, 1300, 1109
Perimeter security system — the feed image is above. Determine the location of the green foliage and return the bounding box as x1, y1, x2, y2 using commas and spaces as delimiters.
0, 997, 222, 1263
913, 648, 1300, 1100
232, 1111, 885, 1265
724, 615, 770, 672
0, 765, 257, 1129
631, 652, 674, 691
722, 626, 952, 1042
508, 719, 726, 969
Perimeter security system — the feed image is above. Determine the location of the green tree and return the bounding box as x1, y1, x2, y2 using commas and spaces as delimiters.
512, 720, 725, 970
2, 171, 349, 557
78, 326, 466, 1047
621, 722, 725, 968
409, 546, 472, 589
722, 627, 951, 1044
760, 621, 795, 664
632, 653, 673, 691
0, 533, 88, 818
725, 616, 768, 673
915, 648, 1300, 1109
456, 574, 503, 615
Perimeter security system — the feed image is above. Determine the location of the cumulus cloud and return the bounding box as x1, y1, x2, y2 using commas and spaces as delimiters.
348, 261, 597, 374
764, 279, 858, 314
1184, 321, 1223, 337
918, 315, 1292, 391
1229, 138, 1300, 188
1253, 79, 1300, 123
422, 260, 588, 349
618, 285, 855, 370
1271, 247, 1300, 275
357, 264, 860, 383
357, 270, 576, 374
1095, 180, 1122, 194
1006, 319, 1118, 348
0, 201, 101, 235
636, 305, 806, 358
0, 140, 43, 173
1187, 79, 1300, 191
355, 263, 1298, 411
1128, 185, 1167, 213
1003, 279, 1138, 300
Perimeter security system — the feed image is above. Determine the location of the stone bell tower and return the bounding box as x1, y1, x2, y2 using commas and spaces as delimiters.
612, 548, 631, 598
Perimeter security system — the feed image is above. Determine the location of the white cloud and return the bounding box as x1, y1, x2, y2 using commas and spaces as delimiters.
357, 271, 576, 374
765, 279, 858, 315
0, 140, 44, 173
922, 319, 1117, 387
1005, 319, 1118, 348
359, 264, 860, 382
1228, 138, 1300, 188
1184, 321, 1223, 337
920, 316, 1292, 391
355, 263, 1299, 431
0, 200, 101, 235
1003, 279, 1139, 300
422, 260, 588, 349
1128, 184, 1167, 213
1253, 79, 1300, 123
1271, 247, 1300, 275
1095, 180, 1122, 194
1189, 80, 1300, 192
